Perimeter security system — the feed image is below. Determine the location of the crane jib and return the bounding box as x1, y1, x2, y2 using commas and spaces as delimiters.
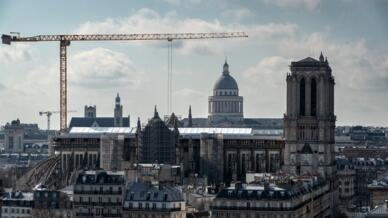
2, 32, 248, 43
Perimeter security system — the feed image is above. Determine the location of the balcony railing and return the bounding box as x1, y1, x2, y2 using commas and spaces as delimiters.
73, 201, 122, 206
74, 190, 122, 195
76, 212, 121, 217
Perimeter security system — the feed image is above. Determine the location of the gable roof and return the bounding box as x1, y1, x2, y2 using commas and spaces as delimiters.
297, 57, 319, 62
125, 182, 184, 202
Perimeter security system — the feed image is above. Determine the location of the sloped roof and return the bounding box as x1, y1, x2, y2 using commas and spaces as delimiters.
125, 182, 184, 202
69, 117, 130, 128
297, 57, 319, 62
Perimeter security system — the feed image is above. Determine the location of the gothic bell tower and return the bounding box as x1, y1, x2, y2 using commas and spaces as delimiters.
283, 52, 336, 179
114, 93, 123, 127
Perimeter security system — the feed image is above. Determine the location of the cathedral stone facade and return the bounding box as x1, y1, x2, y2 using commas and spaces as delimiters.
283, 53, 338, 215
283, 53, 336, 179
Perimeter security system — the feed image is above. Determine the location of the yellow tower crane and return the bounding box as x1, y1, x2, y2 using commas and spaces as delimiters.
2, 32, 248, 131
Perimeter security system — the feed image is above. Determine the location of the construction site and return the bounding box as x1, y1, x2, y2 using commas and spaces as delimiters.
1, 31, 249, 191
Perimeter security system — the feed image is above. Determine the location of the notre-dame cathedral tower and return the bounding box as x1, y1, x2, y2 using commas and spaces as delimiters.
283, 52, 336, 179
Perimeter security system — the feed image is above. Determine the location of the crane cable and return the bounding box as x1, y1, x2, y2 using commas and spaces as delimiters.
167, 40, 173, 114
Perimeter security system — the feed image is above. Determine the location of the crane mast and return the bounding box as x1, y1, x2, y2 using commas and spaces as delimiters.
2, 32, 248, 131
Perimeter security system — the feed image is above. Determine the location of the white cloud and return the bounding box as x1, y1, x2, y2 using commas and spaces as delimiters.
241, 32, 388, 124
263, 0, 321, 11
0, 44, 31, 63
222, 8, 254, 21
243, 56, 289, 88
278, 32, 388, 92
74, 8, 297, 55
69, 48, 141, 89
241, 56, 289, 117
10, 48, 141, 96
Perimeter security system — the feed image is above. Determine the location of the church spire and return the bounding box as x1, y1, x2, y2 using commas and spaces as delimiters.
319, 51, 324, 62
154, 105, 159, 118
116, 93, 120, 103
188, 105, 193, 127
136, 117, 141, 132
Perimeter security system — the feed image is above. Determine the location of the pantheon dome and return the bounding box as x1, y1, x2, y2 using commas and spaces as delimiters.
213, 62, 239, 91
208, 61, 244, 123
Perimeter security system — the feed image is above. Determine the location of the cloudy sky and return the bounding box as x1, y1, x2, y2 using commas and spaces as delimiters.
0, 0, 387, 129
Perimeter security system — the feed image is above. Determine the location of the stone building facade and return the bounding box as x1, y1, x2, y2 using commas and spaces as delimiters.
178, 128, 284, 185
73, 170, 126, 218
283, 53, 336, 178
337, 165, 356, 202
212, 176, 332, 218
32, 187, 73, 218
4, 119, 25, 153
1, 191, 34, 218
53, 127, 139, 175
283, 53, 338, 215
123, 182, 186, 218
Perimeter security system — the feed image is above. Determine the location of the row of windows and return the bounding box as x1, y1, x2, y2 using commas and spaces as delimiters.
75, 185, 122, 192
76, 196, 121, 203
2, 207, 31, 214
213, 212, 296, 218
127, 202, 167, 209
216, 91, 238, 96
126, 213, 183, 218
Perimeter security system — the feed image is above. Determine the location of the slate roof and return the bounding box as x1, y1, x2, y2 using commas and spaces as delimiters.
125, 182, 184, 202
69, 117, 130, 128
216, 179, 326, 201
75, 171, 126, 185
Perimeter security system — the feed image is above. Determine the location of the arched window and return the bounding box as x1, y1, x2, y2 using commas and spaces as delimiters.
311, 78, 317, 116
300, 78, 305, 116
